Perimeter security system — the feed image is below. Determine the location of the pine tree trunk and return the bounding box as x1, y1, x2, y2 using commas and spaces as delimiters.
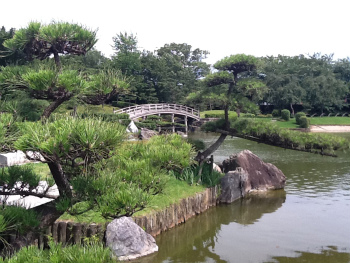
195, 133, 227, 162
41, 93, 73, 119
47, 162, 72, 199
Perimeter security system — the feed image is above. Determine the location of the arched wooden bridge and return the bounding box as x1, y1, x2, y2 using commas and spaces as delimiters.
114, 104, 200, 121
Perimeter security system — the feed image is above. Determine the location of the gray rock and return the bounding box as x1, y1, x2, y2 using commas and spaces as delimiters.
106, 217, 158, 261
139, 128, 158, 140
219, 170, 247, 203
220, 150, 286, 203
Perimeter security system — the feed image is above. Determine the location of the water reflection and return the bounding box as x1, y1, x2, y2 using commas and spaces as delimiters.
271, 246, 350, 263
135, 191, 286, 263
135, 132, 350, 263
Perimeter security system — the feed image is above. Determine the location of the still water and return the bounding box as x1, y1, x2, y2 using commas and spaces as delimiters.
137, 132, 350, 263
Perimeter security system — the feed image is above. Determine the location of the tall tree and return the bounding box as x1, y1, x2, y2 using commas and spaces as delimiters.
196, 54, 261, 160
154, 43, 210, 103
1, 22, 128, 118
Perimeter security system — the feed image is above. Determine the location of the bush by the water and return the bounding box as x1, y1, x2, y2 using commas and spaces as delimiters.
204, 111, 238, 122
231, 118, 350, 154
295, 112, 307, 125
299, 116, 310, 128
66, 134, 196, 219
201, 118, 226, 132
281, 109, 290, 121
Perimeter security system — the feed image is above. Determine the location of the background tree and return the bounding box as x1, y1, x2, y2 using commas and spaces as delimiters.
0, 26, 26, 66
262, 54, 349, 114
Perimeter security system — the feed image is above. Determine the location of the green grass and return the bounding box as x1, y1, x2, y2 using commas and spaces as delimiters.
58, 176, 205, 223
236, 116, 350, 129
309, 117, 350, 125
200, 110, 237, 118
133, 176, 205, 217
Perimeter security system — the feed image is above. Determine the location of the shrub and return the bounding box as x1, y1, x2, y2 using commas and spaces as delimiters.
111, 101, 136, 108
171, 163, 223, 187
204, 111, 238, 122
295, 112, 307, 125
281, 109, 290, 121
272, 109, 280, 117
0, 240, 115, 263
187, 138, 205, 151
299, 116, 310, 128
201, 118, 226, 132
242, 113, 256, 118
0, 205, 39, 235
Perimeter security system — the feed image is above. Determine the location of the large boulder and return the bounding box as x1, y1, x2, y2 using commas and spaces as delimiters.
139, 128, 158, 140
106, 217, 158, 261
220, 150, 286, 203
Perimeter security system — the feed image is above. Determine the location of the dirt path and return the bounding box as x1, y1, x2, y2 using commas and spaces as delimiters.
309, 125, 350, 132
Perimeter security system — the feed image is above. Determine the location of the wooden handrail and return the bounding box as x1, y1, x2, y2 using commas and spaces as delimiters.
114, 104, 200, 119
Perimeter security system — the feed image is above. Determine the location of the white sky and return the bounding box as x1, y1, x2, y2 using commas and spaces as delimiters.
2, 0, 349, 65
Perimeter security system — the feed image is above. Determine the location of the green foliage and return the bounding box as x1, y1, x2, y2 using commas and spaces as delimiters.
272, 109, 280, 117
85, 69, 130, 96
0, 240, 114, 263
81, 112, 130, 123
0, 113, 20, 152
111, 101, 136, 108
231, 118, 350, 154
171, 163, 223, 187
201, 118, 226, 132
4, 21, 97, 60
0, 165, 40, 192
15, 117, 126, 163
214, 54, 258, 72
281, 109, 290, 121
186, 138, 205, 151
299, 116, 310, 128
262, 54, 349, 113
203, 71, 232, 87
0, 205, 39, 235
67, 134, 195, 219
204, 111, 238, 121
295, 112, 307, 125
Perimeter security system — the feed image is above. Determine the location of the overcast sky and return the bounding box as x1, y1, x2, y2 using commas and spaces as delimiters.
2, 0, 349, 64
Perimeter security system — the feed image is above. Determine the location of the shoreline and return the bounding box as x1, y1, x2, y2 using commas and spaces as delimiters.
309, 125, 350, 133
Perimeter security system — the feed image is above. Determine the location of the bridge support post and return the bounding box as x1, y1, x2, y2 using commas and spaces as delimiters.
185, 116, 188, 134
172, 114, 175, 133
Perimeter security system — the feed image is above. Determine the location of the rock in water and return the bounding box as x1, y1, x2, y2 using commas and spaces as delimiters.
220, 150, 286, 203
106, 217, 158, 261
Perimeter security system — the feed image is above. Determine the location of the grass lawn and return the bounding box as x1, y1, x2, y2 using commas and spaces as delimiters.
58, 176, 205, 223
309, 117, 350, 125
200, 110, 237, 118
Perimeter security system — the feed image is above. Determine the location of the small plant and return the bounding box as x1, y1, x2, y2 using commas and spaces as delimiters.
281, 109, 290, 121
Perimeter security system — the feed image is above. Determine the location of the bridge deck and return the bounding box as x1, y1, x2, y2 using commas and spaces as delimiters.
114, 104, 200, 121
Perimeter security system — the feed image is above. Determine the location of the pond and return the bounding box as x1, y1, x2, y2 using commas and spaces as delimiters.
136, 132, 350, 263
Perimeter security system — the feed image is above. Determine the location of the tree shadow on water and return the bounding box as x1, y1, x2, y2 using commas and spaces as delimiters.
135, 190, 286, 263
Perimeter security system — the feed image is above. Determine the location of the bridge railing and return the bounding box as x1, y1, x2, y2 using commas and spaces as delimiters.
114, 104, 200, 118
